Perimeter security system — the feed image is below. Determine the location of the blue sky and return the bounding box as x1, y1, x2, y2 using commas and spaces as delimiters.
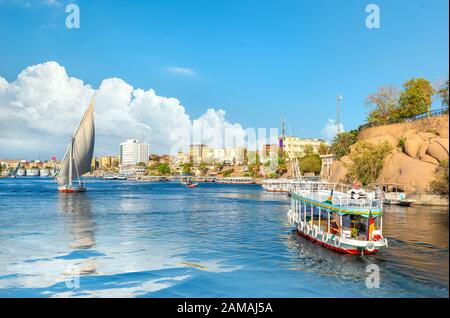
0, 0, 449, 140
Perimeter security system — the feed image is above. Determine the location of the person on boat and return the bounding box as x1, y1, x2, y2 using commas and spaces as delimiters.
330, 214, 341, 235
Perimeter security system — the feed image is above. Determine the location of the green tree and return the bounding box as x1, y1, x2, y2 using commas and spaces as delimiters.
299, 154, 322, 175
303, 144, 314, 156
346, 141, 392, 186
137, 161, 147, 167
182, 163, 192, 175
331, 130, 358, 159
318, 142, 329, 155
247, 162, 260, 177
437, 78, 449, 110
430, 160, 449, 197
198, 161, 208, 175
365, 86, 400, 125
222, 168, 234, 177
157, 163, 170, 175
398, 78, 434, 118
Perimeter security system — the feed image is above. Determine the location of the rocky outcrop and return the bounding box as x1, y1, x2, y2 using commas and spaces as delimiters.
427, 138, 449, 162
379, 152, 437, 192
329, 155, 352, 183
404, 134, 424, 158
329, 115, 449, 193
363, 134, 398, 149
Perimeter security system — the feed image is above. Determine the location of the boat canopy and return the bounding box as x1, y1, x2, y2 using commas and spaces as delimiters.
291, 193, 382, 218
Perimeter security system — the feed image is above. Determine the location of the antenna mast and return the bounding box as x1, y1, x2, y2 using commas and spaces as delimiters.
336, 95, 342, 135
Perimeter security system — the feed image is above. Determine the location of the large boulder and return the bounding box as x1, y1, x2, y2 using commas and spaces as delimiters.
427, 138, 449, 162
418, 140, 430, 159
404, 134, 424, 158
362, 134, 398, 149
420, 154, 439, 165
417, 132, 437, 140
329, 156, 352, 183
379, 152, 437, 192
435, 137, 449, 153
437, 127, 449, 139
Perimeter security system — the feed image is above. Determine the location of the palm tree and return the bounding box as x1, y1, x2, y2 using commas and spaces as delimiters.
331, 130, 358, 159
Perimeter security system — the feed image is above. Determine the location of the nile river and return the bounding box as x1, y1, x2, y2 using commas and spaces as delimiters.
0, 178, 448, 297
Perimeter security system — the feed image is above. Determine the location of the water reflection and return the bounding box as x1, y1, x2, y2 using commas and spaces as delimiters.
58, 194, 97, 275
378, 205, 449, 289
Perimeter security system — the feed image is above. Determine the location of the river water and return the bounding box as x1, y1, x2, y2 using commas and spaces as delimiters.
0, 178, 448, 297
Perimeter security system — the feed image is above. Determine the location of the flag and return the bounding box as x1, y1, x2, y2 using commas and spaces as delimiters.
324, 189, 334, 205
368, 210, 375, 241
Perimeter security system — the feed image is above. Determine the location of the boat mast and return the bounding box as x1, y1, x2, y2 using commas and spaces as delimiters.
69, 138, 73, 186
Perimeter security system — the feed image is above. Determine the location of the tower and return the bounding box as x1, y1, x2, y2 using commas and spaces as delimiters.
279, 115, 286, 152
336, 95, 342, 135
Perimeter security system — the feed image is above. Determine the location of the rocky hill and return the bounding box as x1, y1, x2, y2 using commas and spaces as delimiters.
330, 114, 449, 193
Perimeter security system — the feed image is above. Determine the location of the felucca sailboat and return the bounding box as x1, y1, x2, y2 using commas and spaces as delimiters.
57, 101, 95, 193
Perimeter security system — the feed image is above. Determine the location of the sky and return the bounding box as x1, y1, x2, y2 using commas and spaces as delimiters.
0, 0, 448, 159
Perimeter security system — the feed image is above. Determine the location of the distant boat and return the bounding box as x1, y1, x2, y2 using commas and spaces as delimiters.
40, 169, 50, 177
26, 169, 40, 176
57, 101, 95, 193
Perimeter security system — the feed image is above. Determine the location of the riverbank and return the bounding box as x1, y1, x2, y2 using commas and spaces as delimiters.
408, 194, 449, 206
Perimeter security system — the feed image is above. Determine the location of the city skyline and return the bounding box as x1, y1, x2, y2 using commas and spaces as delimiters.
0, 0, 448, 159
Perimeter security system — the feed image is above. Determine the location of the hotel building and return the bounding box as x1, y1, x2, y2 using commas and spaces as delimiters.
119, 139, 150, 165
282, 137, 328, 159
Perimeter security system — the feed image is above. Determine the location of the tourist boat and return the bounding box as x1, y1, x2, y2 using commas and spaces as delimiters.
116, 174, 127, 180
216, 177, 255, 184
287, 182, 388, 255
379, 183, 415, 206
57, 101, 95, 193
261, 179, 293, 192
40, 169, 50, 177
26, 168, 40, 176
103, 174, 115, 180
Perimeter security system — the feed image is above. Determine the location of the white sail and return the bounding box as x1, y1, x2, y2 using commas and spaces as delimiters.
57, 102, 95, 185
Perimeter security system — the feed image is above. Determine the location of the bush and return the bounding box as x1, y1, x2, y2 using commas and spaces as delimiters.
299, 154, 322, 175
157, 163, 170, 175
222, 169, 234, 177
346, 141, 392, 186
398, 137, 406, 152
430, 160, 449, 198
182, 163, 192, 175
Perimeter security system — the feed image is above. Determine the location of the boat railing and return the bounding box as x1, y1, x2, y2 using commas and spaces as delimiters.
292, 182, 383, 210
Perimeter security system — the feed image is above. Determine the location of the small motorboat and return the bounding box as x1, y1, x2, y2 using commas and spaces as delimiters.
187, 183, 198, 188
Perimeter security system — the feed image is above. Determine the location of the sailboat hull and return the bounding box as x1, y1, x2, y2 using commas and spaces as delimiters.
58, 184, 86, 193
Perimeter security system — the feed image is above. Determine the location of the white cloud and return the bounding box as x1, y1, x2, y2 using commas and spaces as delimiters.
0, 61, 245, 159
166, 66, 195, 76
0, 0, 62, 7
321, 118, 344, 141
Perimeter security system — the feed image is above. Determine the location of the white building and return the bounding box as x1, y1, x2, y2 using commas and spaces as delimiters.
282, 137, 327, 159
119, 139, 150, 165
